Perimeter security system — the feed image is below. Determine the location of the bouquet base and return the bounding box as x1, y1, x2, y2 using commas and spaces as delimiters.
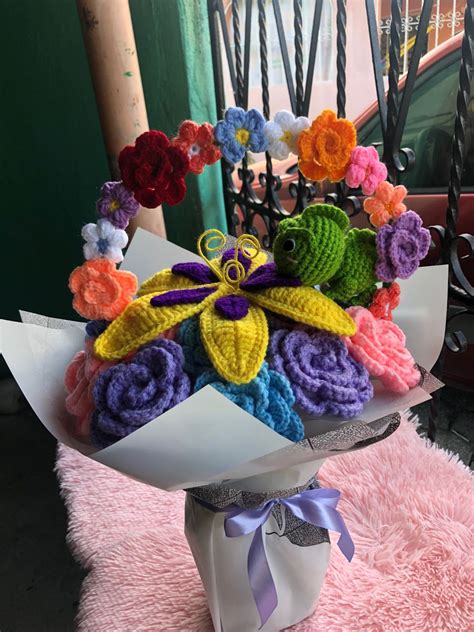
184, 488, 331, 632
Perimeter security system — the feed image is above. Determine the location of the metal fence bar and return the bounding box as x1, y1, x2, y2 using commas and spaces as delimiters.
444, 0, 474, 301
365, 0, 388, 137
272, 0, 297, 113
243, 0, 253, 110
384, 0, 402, 182
391, 0, 433, 172
302, 1, 323, 118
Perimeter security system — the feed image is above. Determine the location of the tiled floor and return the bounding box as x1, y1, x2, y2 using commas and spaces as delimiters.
0, 386, 472, 632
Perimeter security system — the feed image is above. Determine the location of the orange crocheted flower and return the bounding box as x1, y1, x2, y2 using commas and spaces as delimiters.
297, 109, 357, 182
363, 181, 407, 227
69, 259, 137, 321
369, 282, 400, 321
171, 121, 221, 175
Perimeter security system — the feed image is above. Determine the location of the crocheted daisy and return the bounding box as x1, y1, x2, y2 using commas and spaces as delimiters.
82, 219, 128, 263
214, 107, 267, 164
94, 231, 356, 385
96, 181, 140, 229
263, 110, 310, 160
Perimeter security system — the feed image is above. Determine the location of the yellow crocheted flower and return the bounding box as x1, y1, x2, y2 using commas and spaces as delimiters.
94, 231, 356, 384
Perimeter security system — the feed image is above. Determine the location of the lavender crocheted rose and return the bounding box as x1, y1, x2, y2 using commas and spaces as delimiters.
96, 181, 140, 230
90, 338, 190, 448
267, 326, 373, 418
194, 362, 304, 442
376, 211, 431, 282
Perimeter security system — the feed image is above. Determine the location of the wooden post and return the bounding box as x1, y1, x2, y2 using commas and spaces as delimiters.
76, 0, 166, 238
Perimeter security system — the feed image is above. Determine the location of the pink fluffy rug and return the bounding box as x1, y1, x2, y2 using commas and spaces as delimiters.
56, 416, 473, 631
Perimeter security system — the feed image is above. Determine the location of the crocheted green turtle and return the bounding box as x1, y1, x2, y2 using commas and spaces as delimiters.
324, 227, 378, 305
273, 203, 377, 305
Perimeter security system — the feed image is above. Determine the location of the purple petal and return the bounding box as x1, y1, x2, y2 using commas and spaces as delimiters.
150, 286, 216, 307
241, 262, 302, 290
395, 210, 422, 232
172, 261, 218, 285
375, 260, 397, 283
214, 295, 250, 320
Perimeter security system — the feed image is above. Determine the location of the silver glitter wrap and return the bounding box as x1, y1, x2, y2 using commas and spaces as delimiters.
188, 477, 329, 548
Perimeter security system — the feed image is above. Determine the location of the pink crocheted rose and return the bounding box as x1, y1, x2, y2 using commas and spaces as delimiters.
345, 146, 387, 196
64, 339, 115, 439
344, 306, 420, 394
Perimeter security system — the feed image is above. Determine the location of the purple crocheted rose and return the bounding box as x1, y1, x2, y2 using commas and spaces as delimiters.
376, 211, 431, 282
96, 181, 140, 229
90, 338, 190, 448
267, 326, 373, 418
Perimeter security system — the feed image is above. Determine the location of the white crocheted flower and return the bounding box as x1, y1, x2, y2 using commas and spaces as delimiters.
263, 110, 310, 160
81, 219, 128, 263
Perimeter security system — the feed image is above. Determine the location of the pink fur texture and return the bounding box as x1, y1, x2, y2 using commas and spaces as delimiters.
56, 415, 473, 631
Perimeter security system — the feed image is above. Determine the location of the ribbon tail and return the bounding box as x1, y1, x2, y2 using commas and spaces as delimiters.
336, 514, 355, 562
247, 525, 278, 628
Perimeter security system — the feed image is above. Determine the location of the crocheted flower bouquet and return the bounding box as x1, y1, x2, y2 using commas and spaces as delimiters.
0, 108, 445, 632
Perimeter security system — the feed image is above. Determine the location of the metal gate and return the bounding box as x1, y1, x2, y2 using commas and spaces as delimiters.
207, 0, 474, 453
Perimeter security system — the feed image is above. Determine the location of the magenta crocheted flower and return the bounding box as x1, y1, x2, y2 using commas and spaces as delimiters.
91, 338, 190, 448
376, 211, 431, 282
96, 181, 140, 229
267, 325, 373, 418
345, 146, 387, 196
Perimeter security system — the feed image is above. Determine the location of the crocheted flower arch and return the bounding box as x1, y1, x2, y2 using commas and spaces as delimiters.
64, 105, 429, 448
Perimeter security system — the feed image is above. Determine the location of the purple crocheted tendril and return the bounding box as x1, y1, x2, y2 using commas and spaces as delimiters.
85, 319, 109, 338
376, 211, 431, 282
91, 338, 191, 449
215, 295, 250, 320
171, 262, 218, 285
267, 326, 373, 418
150, 286, 216, 307
241, 262, 302, 290
96, 181, 139, 230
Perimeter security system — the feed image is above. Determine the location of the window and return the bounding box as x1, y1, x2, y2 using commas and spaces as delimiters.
232, 0, 334, 89
358, 50, 474, 190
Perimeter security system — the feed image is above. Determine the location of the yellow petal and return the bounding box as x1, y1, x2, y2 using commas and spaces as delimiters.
243, 286, 356, 336
95, 285, 228, 360
200, 302, 268, 384
138, 269, 217, 297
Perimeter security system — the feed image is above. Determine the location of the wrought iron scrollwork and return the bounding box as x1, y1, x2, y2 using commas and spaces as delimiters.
208, 0, 474, 450
208, 0, 440, 237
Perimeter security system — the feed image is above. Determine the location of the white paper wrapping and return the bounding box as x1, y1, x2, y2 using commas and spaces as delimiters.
0, 229, 447, 632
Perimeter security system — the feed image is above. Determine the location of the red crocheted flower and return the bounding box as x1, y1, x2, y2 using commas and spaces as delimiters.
369, 282, 401, 321
118, 130, 190, 208
172, 121, 221, 174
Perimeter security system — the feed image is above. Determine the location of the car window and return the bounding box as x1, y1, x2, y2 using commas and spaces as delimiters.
358, 51, 474, 191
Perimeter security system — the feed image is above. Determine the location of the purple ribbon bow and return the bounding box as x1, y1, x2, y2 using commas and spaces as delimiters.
224, 487, 354, 628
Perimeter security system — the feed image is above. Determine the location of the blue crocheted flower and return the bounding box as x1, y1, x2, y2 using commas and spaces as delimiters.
194, 361, 304, 442
214, 107, 267, 164
177, 317, 212, 376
